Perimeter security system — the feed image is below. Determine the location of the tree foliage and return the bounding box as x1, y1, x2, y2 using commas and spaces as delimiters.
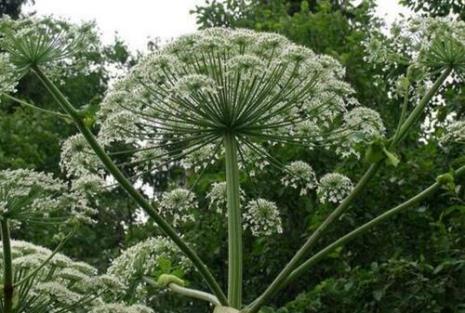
400, 0, 465, 20
0, 0, 31, 18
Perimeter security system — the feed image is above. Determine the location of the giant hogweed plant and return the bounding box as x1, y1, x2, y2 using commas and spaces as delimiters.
0, 169, 155, 313
1, 16, 465, 313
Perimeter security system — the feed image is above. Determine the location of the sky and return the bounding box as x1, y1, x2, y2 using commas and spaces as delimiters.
24, 0, 412, 52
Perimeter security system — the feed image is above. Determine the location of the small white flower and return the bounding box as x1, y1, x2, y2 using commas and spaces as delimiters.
317, 173, 354, 204
108, 237, 191, 303
157, 188, 197, 227
90, 303, 154, 313
440, 120, 465, 145
36, 282, 83, 305
0, 53, 19, 101
173, 74, 217, 98
61, 134, 104, 179
206, 182, 245, 214
0, 169, 94, 224
181, 144, 219, 172
336, 107, 386, 158
281, 161, 318, 196
244, 198, 283, 237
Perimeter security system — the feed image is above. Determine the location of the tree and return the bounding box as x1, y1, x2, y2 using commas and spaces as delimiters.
400, 0, 465, 20
0, 0, 31, 18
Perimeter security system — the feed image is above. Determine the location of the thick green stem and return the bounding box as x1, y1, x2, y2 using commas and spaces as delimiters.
286, 164, 465, 283
0, 92, 70, 120
224, 134, 243, 309
245, 67, 453, 313
32, 67, 228, 306
1, 219, 13, 313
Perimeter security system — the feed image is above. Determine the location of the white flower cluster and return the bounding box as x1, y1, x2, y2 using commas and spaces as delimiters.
365, 17, 465, 105
281, 161, 318, 196
237, 145, 270, 177
336, 107, 386, 158
157, 188, 197, 227
243, 198, 283, 237
0, 16, 104, 79
97, 28, 366, 177
90, 304, 154, 313
206, 182, 245, 214
0, 240, 129, 312
0, 169, 95, 225
207, 183, 282, 237
180, 143, 219, 172
440, 120, 465, 145
366, 17, 465, 73
317, 173, 354, 204
132, 147, 168, 174
107, 237, 192, 303
0, 53, 19, 102
61, 134, 107, 192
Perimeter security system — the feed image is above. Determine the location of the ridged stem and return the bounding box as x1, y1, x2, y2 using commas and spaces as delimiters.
1, 219, 13, 313
224, 134, 243, 309
32, 66, 228, 306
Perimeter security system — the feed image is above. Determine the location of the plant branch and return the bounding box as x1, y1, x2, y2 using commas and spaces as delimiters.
224, 134, 243, 309
31, 66, 228, 306
245, 67, 453, 313
285, 163, 465, 284
1, 219, 13, 313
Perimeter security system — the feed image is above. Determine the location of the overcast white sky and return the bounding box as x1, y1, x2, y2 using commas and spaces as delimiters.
24, 0, 412, 52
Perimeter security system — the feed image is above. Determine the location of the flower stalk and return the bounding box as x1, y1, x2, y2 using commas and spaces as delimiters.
1, 219, 13, 313
224, 134, 243, 309
31, 66, 229, 306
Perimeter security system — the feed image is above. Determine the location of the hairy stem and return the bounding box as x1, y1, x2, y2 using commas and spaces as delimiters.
245, 67, 452, 313
1, 219, 13, 313
224, 134, 243, 309
286, 163, 465, 283
32, 66, 228, 306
